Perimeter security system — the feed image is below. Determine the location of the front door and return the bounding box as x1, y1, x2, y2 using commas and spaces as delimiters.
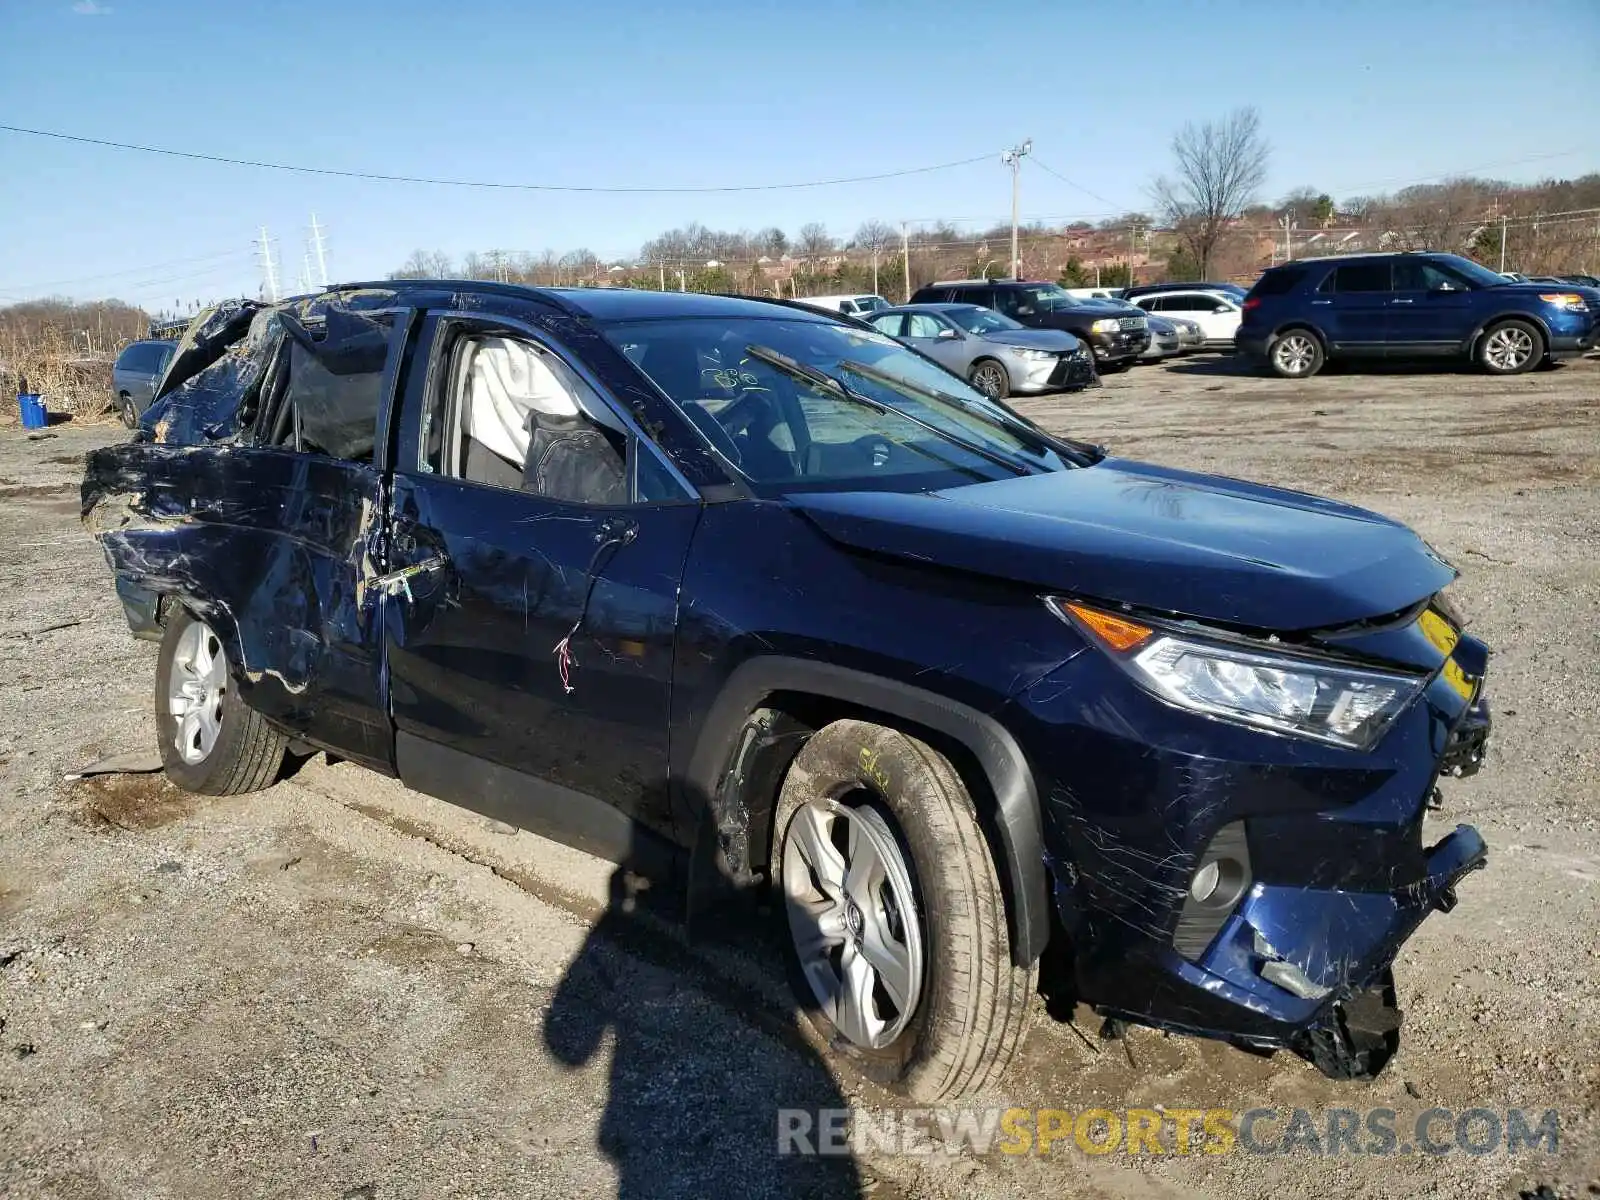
384, 314, 702, 851
1387, 259, 1475, 353
901, 310, 967, 374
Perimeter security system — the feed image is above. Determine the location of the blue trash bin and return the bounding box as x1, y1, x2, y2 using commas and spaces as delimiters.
18, 393, 48, 430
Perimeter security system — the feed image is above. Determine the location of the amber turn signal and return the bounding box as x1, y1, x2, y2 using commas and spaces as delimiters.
1061, 602, 1153, 652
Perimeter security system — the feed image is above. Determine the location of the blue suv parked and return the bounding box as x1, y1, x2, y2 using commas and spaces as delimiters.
1237, 252, 1595, 378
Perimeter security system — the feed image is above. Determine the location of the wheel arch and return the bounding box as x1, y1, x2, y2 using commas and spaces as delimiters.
1269, 320, 1328, 347
1467, 311, 1550, 356
683, 657, 1050, 965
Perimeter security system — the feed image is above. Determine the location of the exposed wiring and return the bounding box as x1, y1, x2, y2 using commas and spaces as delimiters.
0, 124, 992, 194
551, 522, 636, 694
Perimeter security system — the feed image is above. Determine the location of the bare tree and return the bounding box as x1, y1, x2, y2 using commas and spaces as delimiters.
797, 222, 834, 261
852, 220, 894, 257
391, 249, 454, 279
1152, 107, 1270, 276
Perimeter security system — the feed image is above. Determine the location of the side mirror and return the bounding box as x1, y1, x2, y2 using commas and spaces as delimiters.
1431, 281, 1459, 293
1213, 304, 1233, 314
937, 327, 960, 340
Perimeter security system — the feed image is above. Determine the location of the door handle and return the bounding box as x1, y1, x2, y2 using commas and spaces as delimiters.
1311, 299, 1332, 306
1391, 298, 1415, 305
371, 555, 448, 603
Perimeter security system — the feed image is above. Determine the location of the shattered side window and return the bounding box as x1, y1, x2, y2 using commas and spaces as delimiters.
277, 309, 397, 462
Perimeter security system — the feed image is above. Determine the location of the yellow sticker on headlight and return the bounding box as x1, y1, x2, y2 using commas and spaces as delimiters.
1441, 657, 1476, 701
1418, 609, 1460, 658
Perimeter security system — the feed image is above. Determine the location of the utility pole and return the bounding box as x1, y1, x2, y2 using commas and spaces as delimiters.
309, 212, 329, 287
1499, 214, 1509, 273
900, 222, 911, 302
1000, 139, 1032, 280
658, 262, 666, 291
1280, 209, 1297, 264
1127, 220, 1144, 288
871, 247, 879, 298
257, 227, 279, 302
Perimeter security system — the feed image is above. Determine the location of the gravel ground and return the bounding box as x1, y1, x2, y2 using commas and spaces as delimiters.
1, 353, 1596, 1200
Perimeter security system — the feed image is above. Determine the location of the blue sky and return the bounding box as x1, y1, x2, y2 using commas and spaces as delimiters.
1, 0, 1596, 308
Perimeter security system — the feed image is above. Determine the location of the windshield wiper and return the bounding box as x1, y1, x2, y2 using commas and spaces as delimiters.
747, 344, 1034, 476
744, 344, 887, 412
837, 358, 1083, 461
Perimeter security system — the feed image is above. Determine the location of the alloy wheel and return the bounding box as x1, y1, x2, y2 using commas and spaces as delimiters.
1484, 326, 1534, 372
971, 362, 1006, 397
167, 620, 226, 764
781, 798, 925, 1050
1273, 334, 1317, 376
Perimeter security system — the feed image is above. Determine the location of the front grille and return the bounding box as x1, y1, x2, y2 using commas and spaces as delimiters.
1119, 316, 1146, 331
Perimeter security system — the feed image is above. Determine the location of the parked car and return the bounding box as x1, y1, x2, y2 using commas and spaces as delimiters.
1557, 273, 1600, 287
1167, 315, 1206, 352
111, 338, 177, 427
1123, 281, 1249, 303
1138, 314, 1183, 361
866, 303, 1095, 397
910, 279, 1150, 371
794, 293, 893, 317
1060, 287, 1125, 301
1238, 252, 1597, 378
1130, 289, 1243, 348
84, 282, 1492, 1099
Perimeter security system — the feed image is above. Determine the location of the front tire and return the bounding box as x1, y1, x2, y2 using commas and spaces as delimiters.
1477, 319, 1541, 374
774, 720, 1035, 1101
154, 609, 286, 795
967, 358, 1010, 399
1270, 329, 1325, 378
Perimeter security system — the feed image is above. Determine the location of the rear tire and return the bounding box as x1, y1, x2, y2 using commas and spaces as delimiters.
967, 358, 1010, 399
118, 392, 137, 428
1269, 329, 1325, 378
1476, 319, 1541, 375
154, 609, 286, 795
774, 720, 1036, 1101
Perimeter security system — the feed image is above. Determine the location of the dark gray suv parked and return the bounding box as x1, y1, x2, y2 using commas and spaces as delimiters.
111, 339, 177, 427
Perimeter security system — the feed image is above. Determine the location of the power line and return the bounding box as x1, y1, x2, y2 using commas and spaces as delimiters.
0, 123, 993, 194
1026, 158, 1132, 213
1327, 148, 1596, 195
0, 247, 248, 292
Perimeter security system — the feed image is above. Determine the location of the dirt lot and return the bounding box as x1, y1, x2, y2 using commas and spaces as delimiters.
2, 354, 1597, 1200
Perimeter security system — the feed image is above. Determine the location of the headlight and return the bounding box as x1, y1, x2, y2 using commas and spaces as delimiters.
1090, 318, 1120, 334
1539, 292, 1587, 311
1050, 600, 1426, 749
1014, 347, 1054, 360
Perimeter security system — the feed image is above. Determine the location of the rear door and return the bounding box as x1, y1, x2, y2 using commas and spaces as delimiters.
1163, 292, 1240, 343
383, 311, 702, 851
1388, 259, 1475, 353
1321, 261, 1395, 354
92, 306, 414, 771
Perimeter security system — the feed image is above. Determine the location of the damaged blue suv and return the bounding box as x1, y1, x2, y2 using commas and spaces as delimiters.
82, 282, 1491, 1100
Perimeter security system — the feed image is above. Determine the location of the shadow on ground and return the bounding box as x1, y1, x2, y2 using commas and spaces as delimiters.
543, 849, 863, 1199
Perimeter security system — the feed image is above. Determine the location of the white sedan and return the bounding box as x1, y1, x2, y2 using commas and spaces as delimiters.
1131, 289, 1242, 347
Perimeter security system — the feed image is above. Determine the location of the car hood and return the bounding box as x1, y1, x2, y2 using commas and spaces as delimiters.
787, 459, 1456, 630
981, 328, 1083, 352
